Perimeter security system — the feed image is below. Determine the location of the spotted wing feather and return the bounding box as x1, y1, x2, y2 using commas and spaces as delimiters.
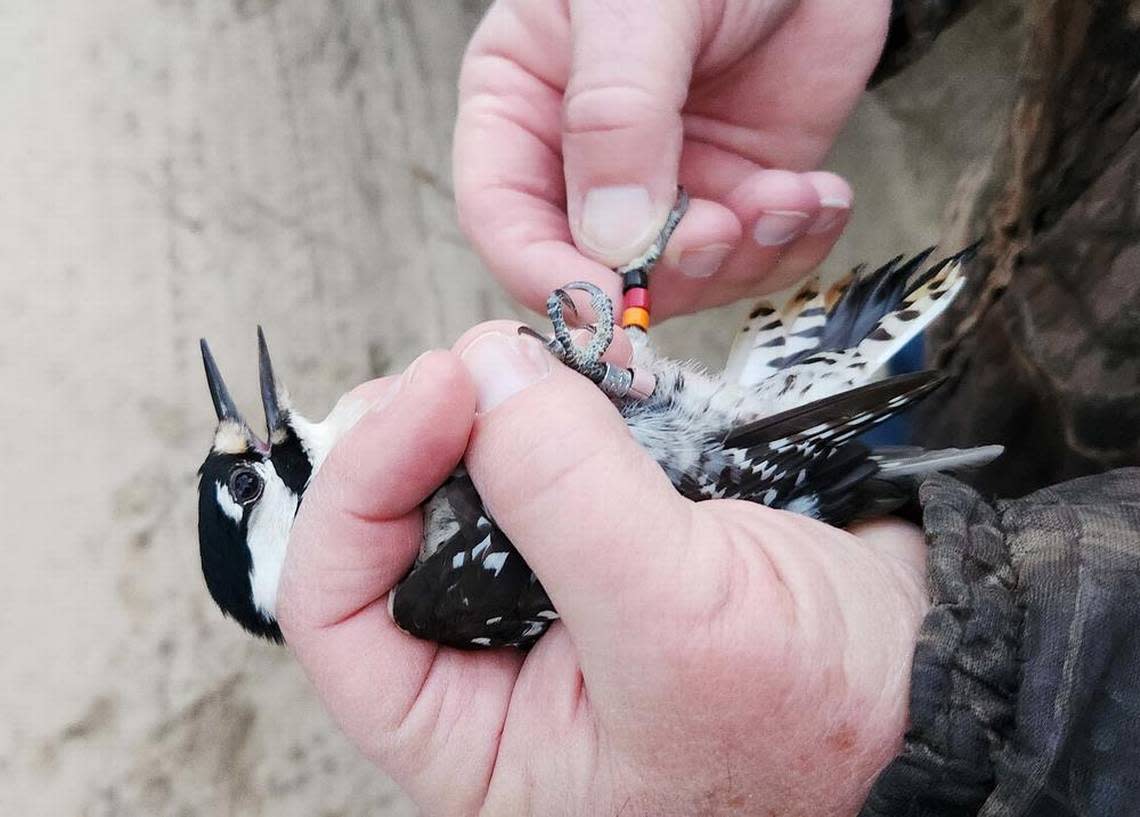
390, 471, 555, 650
678, 372, 945, 526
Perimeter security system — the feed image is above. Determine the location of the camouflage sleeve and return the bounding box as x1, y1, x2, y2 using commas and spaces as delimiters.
870, 0, 983, 85
859, 469, 1140, 815
912, 1, 1140, 498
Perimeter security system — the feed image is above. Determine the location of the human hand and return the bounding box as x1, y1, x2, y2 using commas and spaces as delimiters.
277, 323, 929, 816
454, 0, 892, 319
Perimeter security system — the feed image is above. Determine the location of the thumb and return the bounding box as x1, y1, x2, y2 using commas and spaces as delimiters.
563, 0, 699, 265
454, 323, 701, 659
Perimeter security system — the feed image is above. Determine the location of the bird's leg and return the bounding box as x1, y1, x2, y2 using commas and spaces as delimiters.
518, 190, 689, 400
614, 187, 689, 279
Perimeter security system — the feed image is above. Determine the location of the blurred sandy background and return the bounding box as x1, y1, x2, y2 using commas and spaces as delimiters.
0, 1, 1020, 814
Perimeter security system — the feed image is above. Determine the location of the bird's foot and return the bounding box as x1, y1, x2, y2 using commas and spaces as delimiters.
515, 190, 689, 401
545, 281, 614, 380
518, 281, 650, 400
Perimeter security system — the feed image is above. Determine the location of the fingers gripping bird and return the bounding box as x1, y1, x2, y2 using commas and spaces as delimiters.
196, 195, 1000, 649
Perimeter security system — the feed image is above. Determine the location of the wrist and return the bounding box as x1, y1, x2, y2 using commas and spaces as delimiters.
843, 518, 929, 809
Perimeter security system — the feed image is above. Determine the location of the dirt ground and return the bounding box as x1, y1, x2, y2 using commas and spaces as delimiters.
0, 2, 1020, 814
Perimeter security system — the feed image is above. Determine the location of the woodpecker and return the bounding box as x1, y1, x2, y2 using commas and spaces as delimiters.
196, 198, 1000, 650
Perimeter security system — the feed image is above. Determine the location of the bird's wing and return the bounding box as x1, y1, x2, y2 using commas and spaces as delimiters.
678, 372, 946, 526
725, 245, 976, 390
390, 470, 555, 650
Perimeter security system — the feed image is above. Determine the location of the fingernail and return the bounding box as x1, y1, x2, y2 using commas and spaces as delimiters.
461, 332, 551, 413
579, 185, 654, 257
678, 243, 731, 278
752, 210, 809, 247
807, 199, 850, 235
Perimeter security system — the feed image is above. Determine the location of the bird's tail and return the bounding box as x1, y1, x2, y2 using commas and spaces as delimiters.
725, 244, 977, 391
856, 444, 1004, 517
870, 444, 1006, 477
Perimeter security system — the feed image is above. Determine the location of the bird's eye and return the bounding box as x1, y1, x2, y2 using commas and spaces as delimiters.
228, 467, 263, 505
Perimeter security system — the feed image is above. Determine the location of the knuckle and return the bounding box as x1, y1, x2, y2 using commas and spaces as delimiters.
562, 82, 671, 136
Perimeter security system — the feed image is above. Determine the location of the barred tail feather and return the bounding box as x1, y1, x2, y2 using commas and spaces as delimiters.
724, 270, 837, 387
726, 245, 976, 391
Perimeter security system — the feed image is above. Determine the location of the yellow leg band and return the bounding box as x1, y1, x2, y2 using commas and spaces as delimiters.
622, 306, 650, 330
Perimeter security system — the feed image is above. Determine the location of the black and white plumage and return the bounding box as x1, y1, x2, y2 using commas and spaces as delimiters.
195, 237, 1000, 651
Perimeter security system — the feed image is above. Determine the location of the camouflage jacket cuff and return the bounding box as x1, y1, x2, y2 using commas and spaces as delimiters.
860, 469, 1140, 815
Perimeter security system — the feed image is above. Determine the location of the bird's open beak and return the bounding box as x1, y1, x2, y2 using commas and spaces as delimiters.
201, 338, 247, 425
257, 326, 288, 444
200, 336, 270, 454
200, 331, 288, 453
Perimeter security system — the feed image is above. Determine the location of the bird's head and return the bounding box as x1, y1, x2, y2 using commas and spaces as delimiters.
195, 329, 335, 643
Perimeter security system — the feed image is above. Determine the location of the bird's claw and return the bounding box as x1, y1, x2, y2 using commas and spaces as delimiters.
555, 288, 579, 322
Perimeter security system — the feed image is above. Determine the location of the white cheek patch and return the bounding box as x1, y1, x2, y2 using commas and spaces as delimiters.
246, 465, 298, 620
215, 482, 243, 524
